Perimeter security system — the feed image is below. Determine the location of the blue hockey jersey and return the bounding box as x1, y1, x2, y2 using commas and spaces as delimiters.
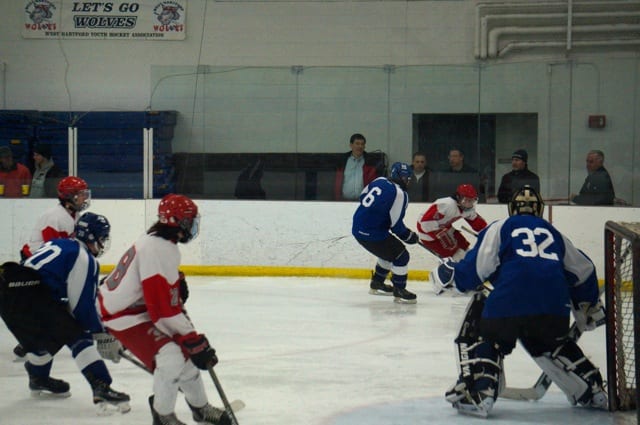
24, 239, 103, 333
352, 177, 412, 241
453, 214, 600, 318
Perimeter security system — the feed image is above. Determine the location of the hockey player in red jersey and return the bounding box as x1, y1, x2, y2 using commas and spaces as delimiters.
97, 194, 231, 425
416, 184, 487, 261
21, 176, 91, 259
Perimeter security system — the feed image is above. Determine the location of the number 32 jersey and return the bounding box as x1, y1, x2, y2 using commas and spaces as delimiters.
453, 214, 600, 318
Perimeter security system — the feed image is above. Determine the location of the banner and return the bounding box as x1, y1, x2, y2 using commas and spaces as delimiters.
22, 0, 187, 40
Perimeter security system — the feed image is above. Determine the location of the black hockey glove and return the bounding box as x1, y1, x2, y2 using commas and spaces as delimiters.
178, 271, 189, 303
183, 334, 218, 370
403, 231, 419, 245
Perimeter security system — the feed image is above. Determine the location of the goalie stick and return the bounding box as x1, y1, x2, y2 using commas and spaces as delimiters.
499, 322, 582, 401
500, 282, 606, 403
118, 349, 246, 414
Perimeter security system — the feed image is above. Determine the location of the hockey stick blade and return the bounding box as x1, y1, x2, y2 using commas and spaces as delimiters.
500, 374, 553, 401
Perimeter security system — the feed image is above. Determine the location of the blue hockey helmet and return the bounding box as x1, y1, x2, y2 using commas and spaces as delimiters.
75, 212, 111, 257
389, 162, 411, 190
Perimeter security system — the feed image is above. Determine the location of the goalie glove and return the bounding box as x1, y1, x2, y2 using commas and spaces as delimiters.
430, 257, 456, 295
572, 300, 606, 332
93, 332, 122, 363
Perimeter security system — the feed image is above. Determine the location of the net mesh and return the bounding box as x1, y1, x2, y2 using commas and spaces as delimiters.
605, 221, 639, 413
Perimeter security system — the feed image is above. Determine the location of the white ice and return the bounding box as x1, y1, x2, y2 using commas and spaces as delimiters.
0, 277, 636, 425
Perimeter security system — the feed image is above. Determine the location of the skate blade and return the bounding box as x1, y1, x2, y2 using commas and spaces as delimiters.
30, 389, 71, 399
368, 289, 393, 296
95, 400, 131, 416
454, 402, 489, 418
393, 297, 417, 304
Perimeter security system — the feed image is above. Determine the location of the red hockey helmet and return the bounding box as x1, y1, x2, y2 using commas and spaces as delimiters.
57, 176, 91, 211
456, 184, 478, 211
158, 194, 200, 243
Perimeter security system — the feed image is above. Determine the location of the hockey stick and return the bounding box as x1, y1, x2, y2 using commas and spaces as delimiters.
499, 323, 582, 401
208, 366, 240, 425
500, 283, 606, 402
118, 349, 246, 414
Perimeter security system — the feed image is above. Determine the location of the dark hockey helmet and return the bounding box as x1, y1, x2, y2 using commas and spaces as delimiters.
75, 212, 111, 257
58, 176, 91, 212
455, 184, 478, 211
158, 194, 200, 243
509, 185, 544, 217
390, 162, 411, 190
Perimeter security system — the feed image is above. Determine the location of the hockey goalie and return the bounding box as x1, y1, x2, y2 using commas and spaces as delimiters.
430, 185, 607, 417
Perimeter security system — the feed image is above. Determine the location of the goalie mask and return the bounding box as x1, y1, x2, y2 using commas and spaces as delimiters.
75, 212, 111, 257
58, 176, 91, 212
508, 185, 544, 217
158, 194, 200, 243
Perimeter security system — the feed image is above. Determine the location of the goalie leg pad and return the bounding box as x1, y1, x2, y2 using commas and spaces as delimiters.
533, 340, 606, 408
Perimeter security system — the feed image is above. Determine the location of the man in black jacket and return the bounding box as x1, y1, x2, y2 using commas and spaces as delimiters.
497, 149, 540, 203
571, 150, 615, 205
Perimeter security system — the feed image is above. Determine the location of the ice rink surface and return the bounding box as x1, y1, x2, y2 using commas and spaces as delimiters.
0, 276, 636, 425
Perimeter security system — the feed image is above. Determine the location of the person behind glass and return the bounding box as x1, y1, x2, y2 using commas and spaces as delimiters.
352, 162, 420, 304
446, 148, 477, 173
29, 143, 65, 198
407, 152, 430, 202
0, 145, 32, 197
570, 150, 615, 205
334, 133, 381, 200
496, 149, 540, 203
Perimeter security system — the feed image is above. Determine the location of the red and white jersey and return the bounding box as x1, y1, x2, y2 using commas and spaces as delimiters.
22, 203, 77, 258
416, 195, 486, 242
97, 233, 197, 343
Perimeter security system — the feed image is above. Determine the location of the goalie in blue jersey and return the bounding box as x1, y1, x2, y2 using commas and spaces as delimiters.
352, 162, 420, 304
431, 185, 607, 417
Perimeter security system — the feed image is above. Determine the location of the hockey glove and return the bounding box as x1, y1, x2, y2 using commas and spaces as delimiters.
178, 271, 189, 303
431, 258, 456, 295
93, 332, 122, 363
573, 300, 606, 332
403, 231, 419, 245
183, 334, 218, 370
436, 227, 457, 250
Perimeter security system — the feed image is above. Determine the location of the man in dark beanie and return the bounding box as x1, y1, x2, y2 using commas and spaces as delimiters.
496, 149, 540, 203
30, 143, 65, 198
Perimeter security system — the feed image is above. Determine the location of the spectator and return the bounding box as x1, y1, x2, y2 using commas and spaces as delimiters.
446, 148, 477, 173
496, 149, 540, 203
408, 152, 430, 202
0, 146, 32, 197
29, 143, 65, 198
334, 133, 383, 200
571, 150, 615, 205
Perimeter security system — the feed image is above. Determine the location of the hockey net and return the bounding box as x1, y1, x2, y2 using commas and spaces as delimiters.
605, 221, 640, 415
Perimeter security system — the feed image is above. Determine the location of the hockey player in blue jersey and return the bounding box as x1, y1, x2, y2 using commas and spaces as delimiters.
352, 162, 420, 303
0, 212, 130, 415
431, 185, 607, 417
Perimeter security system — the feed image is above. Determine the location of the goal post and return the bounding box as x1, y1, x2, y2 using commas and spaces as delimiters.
604, 221, 640, 417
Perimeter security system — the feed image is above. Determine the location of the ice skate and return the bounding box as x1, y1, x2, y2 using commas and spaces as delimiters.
92, 379, 131, 415
453, 389, 495, 418
393, 287, 417, 304
28, 373, 71, 398
188, 400, 231, 425
149, 395, 187, 425
369, 279, 394, 296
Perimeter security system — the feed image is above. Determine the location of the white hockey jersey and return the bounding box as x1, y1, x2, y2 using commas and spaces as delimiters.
22, 203, 77, 258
